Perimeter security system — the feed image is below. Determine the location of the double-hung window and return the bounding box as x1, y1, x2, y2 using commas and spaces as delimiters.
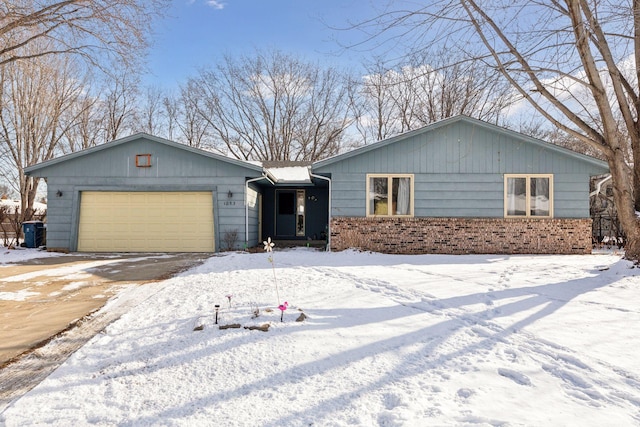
504, 174, 553, 218
366, 174, 414, 217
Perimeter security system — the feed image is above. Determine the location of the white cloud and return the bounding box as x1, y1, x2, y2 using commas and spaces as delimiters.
206, 0, 225, 9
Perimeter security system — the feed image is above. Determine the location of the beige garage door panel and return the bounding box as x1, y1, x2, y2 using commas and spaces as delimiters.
78, 192, 214, 252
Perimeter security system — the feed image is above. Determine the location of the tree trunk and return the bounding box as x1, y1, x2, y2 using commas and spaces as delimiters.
634, 138, 640, 212
19, 175, 39, 223
608, 153, 640, 260
626, 222, 640, 262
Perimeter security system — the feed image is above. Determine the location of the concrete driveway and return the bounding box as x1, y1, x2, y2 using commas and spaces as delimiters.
0, 252, 210, 411
0, 252, 210, 366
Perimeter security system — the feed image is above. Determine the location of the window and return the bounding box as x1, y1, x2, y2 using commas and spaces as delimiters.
505, 174, 553, 217
367, 174, 414, 216
135, 154, 152, 167
296, 189, 305, 236
278, 192, 295, 215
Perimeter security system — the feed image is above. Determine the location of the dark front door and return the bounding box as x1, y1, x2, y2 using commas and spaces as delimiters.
275, 189, 305, 238
275, 190, 296, 237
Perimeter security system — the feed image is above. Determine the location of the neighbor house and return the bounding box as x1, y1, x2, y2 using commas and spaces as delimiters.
25, 115, 609, 254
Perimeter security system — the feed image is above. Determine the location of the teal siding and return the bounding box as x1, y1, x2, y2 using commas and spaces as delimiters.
329, 172, 365, 216
28, 135, 262, 252
27, 119, 609, 252
36, 140, 254, 178
315, 118, 609, 219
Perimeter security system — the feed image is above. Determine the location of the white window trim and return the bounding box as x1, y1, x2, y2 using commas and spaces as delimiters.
366, 173, 415, 217
504, 174, 554, 218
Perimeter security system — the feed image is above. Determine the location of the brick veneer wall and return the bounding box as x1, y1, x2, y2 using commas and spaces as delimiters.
330, 217, 593, 255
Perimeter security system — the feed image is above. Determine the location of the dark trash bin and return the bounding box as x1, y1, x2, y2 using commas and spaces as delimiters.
22, 221, 45, 248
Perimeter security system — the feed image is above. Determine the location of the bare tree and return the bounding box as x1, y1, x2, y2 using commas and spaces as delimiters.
0, 0, 167, 69
133, 85, 166, 136
0, 45, 84, 222
352, 50, 515, 144
413, 50, 514, 124
103, 72, 138, 142
58, 73, 145, 154
0, 0, 164, 224
59, 78, 105, 154
173, 82, 216, 150
517, 119, 605, 160
191, 49, 352, 162
161, 84, 216, 150
163, 92, 178, 142
350, 58, 401, 144
350, 0, 640, 260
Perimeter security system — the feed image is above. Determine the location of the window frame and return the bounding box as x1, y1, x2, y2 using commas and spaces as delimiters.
135, 154, 152, 168
504, 174, 554, 218
366, 173, 415, 217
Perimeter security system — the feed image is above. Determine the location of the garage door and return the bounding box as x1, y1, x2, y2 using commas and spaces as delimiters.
78, 192, 214, 252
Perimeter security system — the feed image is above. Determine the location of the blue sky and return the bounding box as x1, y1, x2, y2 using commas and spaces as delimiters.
144, 0, 381, 89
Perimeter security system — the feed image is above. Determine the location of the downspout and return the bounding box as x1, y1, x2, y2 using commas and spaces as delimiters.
245, 173, 274, 250
310, 173, 332, 251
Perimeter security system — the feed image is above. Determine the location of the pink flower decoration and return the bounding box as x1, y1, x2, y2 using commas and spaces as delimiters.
278, 301, 288, 322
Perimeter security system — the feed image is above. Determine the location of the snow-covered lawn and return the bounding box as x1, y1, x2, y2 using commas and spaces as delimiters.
2, 248, 640, 426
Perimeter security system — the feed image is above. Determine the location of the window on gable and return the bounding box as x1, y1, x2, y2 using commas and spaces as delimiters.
135, 154, 152, 167
367, 174, 414, 217
505, 174, 553, 218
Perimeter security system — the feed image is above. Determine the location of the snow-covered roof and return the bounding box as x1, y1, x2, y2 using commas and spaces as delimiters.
265, 166, 311, 184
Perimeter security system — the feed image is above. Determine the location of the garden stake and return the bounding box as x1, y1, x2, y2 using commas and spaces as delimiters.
263, 237, 280, 304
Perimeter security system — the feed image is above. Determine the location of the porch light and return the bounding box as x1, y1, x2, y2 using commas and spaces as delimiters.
227, 190, 233, 198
